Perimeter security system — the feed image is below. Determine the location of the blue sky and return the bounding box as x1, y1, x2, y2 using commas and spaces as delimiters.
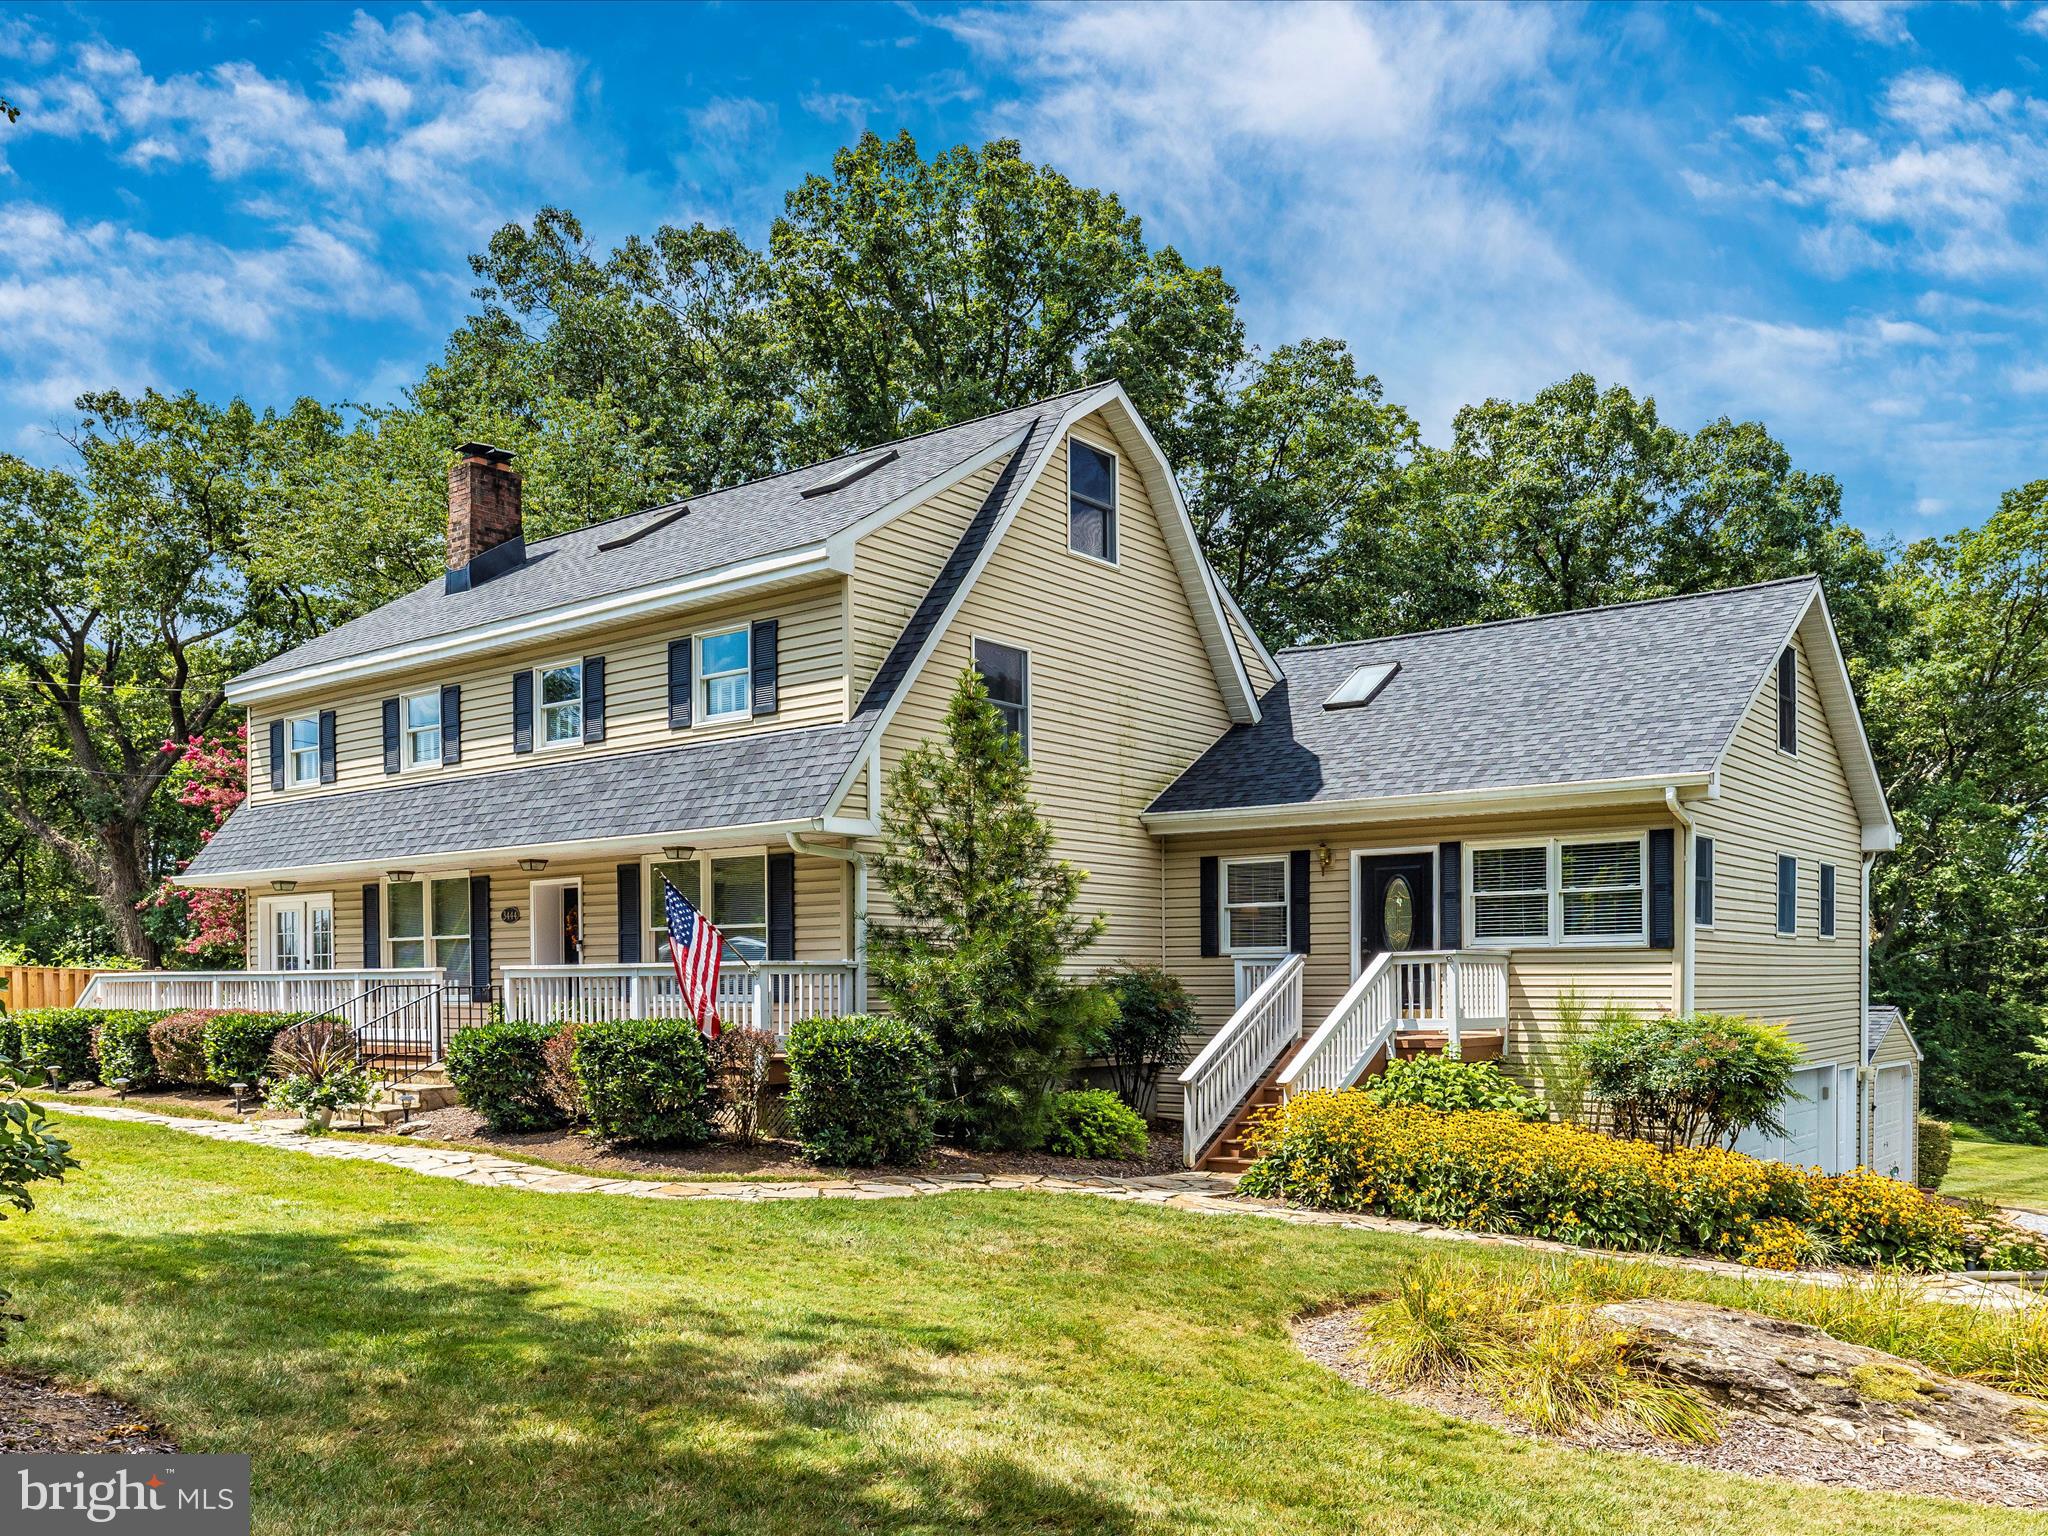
2, 1, 2045, 542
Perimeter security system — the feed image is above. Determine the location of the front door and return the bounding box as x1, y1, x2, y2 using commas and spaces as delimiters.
529, 880, 585, 966
1359, 853, 1435, 966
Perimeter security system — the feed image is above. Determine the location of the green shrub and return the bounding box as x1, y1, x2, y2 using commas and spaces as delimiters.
785, 1014, 937, 1166
1041, 1088, 1149, 1160
15, 1009, 98, 1084
0, 1013, 19, 1069
1581, 1010, 1802, 1150
1359, 1055, 1544, 1120
445, 1020, 563, 1133
201, 1011, 306, 1087
92, 1011, 165, 1088
1916, 1115, 1953, 1190
571, 1018, 711, 1145
1095, 965, 1196, 1117
149, 1011, 213, 1085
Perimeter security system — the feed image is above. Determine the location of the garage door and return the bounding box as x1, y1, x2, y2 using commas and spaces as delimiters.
1736, 1066, 1836, 1172
1870, 1065, 1914, 1182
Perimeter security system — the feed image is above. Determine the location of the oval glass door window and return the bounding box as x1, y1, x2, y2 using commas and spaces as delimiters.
1383, 876, 1416, 950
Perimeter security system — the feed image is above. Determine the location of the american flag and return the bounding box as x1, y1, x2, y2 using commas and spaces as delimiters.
662, 878, 724, 1039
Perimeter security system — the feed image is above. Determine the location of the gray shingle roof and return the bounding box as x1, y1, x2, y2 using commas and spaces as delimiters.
1148, 578, 1819, 816
185, 721, 872, 879
238, 386, 1104, 684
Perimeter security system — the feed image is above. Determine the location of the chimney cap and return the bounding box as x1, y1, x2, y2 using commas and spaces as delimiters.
455, 442, 515, 465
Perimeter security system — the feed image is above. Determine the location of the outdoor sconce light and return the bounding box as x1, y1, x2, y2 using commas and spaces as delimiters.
662, 845, 695, 863
386, 870, 416, 883
1317, 842, 1332, 876
112, 1077, 131, 1103
517, 857, 549, 873
271, 878, 298, 892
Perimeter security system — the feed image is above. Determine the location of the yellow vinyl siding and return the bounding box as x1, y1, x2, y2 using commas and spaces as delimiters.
848, 454, 1012, 705
1870, 1022, 1918, 1070
867, 414, 1236, 967
1688, 629, 1865, 1066
246, 580, 847, 805
1158, 808, 1681, 1120
1225, 603, 1277, 693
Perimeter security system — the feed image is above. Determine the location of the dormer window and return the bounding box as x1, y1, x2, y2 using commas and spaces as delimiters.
1324, 661, 1399, 710
1068, 439, 1118, 564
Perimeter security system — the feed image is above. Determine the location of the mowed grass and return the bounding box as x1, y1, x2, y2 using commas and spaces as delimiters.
1946, 1125, 2048, 1213
0, 1116, 2031, 1536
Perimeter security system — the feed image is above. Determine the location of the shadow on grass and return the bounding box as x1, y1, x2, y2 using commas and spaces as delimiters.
13, 1220, 1136, 1536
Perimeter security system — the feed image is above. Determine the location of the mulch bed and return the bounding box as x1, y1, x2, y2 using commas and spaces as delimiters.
369, 1104, 1188, 1179
1293, 1307, 2048, 1511
0, 1369, 177, 1455
38, 1084, 246, 1119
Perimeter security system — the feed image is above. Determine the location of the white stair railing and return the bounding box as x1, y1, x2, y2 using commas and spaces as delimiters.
1276, 952, 1399, 1100
1177, 952, 1305, 1165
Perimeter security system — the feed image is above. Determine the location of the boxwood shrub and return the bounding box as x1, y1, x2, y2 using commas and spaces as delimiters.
201, 1012, 307, 1087
785, 1015, 937, 1167
444, 1020, 563, 1133
92, 1011, 167, 1088
571, 1018, 711, 1145
1916, 1115, 1954, 1190
1041, 1088, 1149, 1160
15, 1009, 99, 1084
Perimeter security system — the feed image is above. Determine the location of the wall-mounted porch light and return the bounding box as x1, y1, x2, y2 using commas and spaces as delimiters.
1316, 842, 1332, 876
271, 878, 298, 892
517, 857, 549, 873
386, 870, 416, 883
662, 846, 695, 863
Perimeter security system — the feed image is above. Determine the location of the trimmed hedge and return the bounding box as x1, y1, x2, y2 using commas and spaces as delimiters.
1240, 1090, 2041, 1273
93, 1011, 166, 1088
445, 1020, 563, 1133
1041, 1088, 1148, 1160
0, 1013, 19, 1069
785, 1015, 937, 1167
571, 1018, 711, 1145
201, 1012, 308, 1087
1916, 1115, 1955, 1190
15, 1009, 99, 1084
149, 1012, 212, 1085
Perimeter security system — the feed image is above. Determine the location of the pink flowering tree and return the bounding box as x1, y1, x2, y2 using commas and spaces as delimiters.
141, 728, 247, 965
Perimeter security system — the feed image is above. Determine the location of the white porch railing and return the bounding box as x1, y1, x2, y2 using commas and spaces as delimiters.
77, 968, 447, 1015
1233, 955, 1285, 1009
501, 962, 858, 1040
1176, 952, 1305, 1165
1277, 949, 1512, 1103
1385, 950, 1509, 1053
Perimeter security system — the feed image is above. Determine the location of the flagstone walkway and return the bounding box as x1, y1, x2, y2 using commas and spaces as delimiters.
44, 1100, 2036, 1309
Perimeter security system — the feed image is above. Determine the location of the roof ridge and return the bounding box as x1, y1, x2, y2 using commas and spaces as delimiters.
520, 381, 1112, 555
1277, 575, 1821, 657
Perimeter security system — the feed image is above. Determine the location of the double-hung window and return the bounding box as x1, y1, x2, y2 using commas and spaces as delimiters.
973, 638, 1030, 750
1471, 846, 1550, 942
286, 715, 321, 787
648, 853, 768, 965
1221, 856, 1288, 953
387, 875, 473, 984
1776, 855, 1798, 935
698, 627, 751, 721
1560, 840, 1646, 943
540, 662, 583, 745
1470, 836, 1649, 946
1068, 439, 1118, 563
403, 691, 442, 769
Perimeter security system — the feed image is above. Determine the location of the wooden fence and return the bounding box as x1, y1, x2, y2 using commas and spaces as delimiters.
1, 965, 108, 1011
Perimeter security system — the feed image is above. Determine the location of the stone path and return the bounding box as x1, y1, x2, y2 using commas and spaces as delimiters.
45, 1101, 2034, 1309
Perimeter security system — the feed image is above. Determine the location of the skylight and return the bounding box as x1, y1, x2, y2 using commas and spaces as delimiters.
1324, 661, 1399, 710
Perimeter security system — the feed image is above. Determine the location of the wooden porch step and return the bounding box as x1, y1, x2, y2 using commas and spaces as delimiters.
1392, 1029, 1505, 1063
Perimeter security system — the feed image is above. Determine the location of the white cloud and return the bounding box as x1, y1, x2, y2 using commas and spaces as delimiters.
2023, 8, 2048, 39
1809, 1, 1918, 46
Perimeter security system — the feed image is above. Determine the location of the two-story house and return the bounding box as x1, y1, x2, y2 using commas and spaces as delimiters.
84, 382, 1916, 1176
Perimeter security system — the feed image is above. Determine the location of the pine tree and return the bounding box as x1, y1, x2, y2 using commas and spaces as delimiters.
870, 669, 1108, 1149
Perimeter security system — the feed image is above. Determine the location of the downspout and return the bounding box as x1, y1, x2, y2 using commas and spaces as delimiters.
787, 829, 869, 1013
1663, 787, 1696, 1018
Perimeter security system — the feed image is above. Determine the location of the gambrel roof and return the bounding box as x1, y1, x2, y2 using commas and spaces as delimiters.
1147, 577, 1896, 850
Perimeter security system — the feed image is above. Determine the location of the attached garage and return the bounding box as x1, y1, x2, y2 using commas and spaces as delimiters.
1869, 1064, 1914, 1181
1736, 1063, 1844, 1173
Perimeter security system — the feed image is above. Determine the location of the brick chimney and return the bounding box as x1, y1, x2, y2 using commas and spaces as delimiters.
446, 442, 525, 593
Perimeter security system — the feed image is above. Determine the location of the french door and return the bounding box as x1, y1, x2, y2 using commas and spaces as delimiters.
258, 894, 334, 971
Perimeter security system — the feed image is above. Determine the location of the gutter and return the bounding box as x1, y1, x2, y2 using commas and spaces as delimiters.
787, 830, 869, 1013
1663, 786, 1697, 1018
1144, 771, 1712, 836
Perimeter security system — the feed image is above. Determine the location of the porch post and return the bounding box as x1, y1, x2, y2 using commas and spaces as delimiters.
1445, 953, 1463, 1057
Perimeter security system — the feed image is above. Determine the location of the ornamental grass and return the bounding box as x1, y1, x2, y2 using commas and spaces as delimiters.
1240, 1090, 2038, 1273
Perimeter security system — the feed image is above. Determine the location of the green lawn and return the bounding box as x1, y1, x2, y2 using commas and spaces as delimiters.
0, 1114, 2032, 1536
1946, 1124, 2048, 1212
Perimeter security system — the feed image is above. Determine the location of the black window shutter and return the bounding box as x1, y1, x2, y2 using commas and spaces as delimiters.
1438, 841, 1463, 948
268, 720, 285, 792
1820, 864, 1837, 937
1288, 850, 1311, 954
668, 639, 692, 729
767, 850, 796, 961
318, 709, 337, 784
468, 876, 491, 1002
1778, 646, 1797, 753
512, 671, 533, 754
1648, 828, 1675, 950
1199, 856, 1220, 957
1694, 835, 1715, 926
751, 619, 779, 716
381, 698, 401, 774
441, 685, 462, 765
617, 863, 642, 963
583, 655, 606, 742
362, 884, 381, 968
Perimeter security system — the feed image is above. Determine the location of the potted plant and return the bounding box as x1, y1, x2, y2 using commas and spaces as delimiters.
263, 1017, 373, 1135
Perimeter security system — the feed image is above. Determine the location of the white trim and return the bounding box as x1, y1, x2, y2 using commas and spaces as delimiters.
694, 622, 753, 724
526, 875, 584, 966
535, 658, 585, 749
1214, 578, 1282, 690
1142, 772, 1709, 834
254, 891, 335, 971
1219, 853, 1291, 958
1065, 434, 1119, 568
970, 633, 1031, 757
1464, 831, 1651, 950
400, 687, 444, 772
227, 544, 842, 706
1347, 844, 1440, 981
